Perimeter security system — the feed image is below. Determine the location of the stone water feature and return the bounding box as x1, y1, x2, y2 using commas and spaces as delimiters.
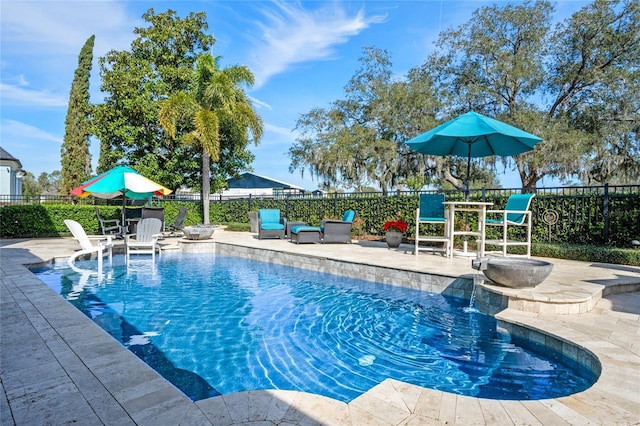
472, 257, 554, 288
182, 225, 224, 240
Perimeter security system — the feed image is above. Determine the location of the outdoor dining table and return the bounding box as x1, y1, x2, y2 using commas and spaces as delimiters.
443, 201, 493, 258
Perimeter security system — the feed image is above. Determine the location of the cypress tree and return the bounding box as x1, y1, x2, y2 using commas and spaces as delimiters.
61, 35, 94, 193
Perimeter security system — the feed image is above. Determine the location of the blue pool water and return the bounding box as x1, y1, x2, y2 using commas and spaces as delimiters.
35, 253, 596, 402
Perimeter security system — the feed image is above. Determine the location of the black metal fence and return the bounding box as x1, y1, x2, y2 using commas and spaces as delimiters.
221, 185, 640, 247
2, 184, 639, 247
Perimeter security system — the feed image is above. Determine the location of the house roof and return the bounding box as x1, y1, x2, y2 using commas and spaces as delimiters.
226, 172, 304, 190
0, 147, 22, 168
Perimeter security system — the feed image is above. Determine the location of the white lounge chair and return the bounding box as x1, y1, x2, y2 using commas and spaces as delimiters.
124, 218, 162, 262
64, 219, 113, 273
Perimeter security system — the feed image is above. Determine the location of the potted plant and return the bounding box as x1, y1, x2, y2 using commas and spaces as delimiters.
383, 214, 408, 248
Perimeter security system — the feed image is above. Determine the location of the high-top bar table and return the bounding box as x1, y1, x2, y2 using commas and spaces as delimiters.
443, 201, 493, 258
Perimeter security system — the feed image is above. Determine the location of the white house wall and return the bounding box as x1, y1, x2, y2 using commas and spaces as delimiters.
0, 166, 11, 195
221, 188, 274, 197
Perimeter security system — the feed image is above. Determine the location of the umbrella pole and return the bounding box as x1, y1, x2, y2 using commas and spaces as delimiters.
465, 144, 472, 201
120, 196, 127, 238
464, 144, 471, 252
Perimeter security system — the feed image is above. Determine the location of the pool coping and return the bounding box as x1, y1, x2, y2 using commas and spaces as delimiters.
1, 234, 639, 425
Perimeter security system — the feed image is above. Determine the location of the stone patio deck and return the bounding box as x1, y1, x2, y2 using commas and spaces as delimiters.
1, 231, 639, 425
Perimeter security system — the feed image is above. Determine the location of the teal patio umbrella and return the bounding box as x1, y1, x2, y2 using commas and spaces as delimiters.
406, 111, 543, 194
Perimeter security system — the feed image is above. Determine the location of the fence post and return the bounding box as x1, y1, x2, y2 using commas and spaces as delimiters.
333, 192, 338, 217
603, 183, 609, 243
248, 194, 252, 212
285, 197, 290, 220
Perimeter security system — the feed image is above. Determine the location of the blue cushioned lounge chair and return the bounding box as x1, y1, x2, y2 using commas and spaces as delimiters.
321, 210, 356, 243
258, 209, 286, 239
484, 193, 535, 257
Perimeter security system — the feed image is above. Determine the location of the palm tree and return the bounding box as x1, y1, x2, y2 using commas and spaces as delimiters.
159, 53, 263, 224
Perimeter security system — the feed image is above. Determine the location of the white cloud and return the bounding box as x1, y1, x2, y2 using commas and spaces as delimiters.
1, 1, 138, 107
248, 95, 272, 110
247, 2, 386, 87
0, 83, 67, 107
1, 119, 62, 144
265, 123, 297, 141
1, 1, 135, 56
1, 74, 30, 86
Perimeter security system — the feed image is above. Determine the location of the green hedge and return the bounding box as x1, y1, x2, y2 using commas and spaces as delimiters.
0, 203, 202, 238
532, 242, 640, 266
0, 204, 100, 237
2, 192, 638, 250
1, 201, 638, 266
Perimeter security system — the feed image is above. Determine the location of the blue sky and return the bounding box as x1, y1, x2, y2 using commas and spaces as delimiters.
1, 0, 588, 191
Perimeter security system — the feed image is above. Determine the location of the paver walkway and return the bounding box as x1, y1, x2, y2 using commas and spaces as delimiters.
1, 233, 639, 425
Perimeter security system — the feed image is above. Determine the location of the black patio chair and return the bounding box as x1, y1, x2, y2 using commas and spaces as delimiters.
95, 207, 122, 237
167, 207, 188, 236
142, 206, 165, 233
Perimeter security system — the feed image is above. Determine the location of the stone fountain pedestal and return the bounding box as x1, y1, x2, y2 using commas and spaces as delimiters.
182, 225, 218, 240
179, 225, 226, 253
472, 257, 554, 288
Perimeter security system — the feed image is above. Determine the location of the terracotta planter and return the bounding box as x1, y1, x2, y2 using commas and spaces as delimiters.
385, 231, 403, 248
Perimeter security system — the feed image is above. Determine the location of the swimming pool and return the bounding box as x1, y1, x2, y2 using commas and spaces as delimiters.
36, 253, 596, 403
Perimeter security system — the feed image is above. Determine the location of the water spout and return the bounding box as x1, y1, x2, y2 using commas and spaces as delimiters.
465, 259, 487, 313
